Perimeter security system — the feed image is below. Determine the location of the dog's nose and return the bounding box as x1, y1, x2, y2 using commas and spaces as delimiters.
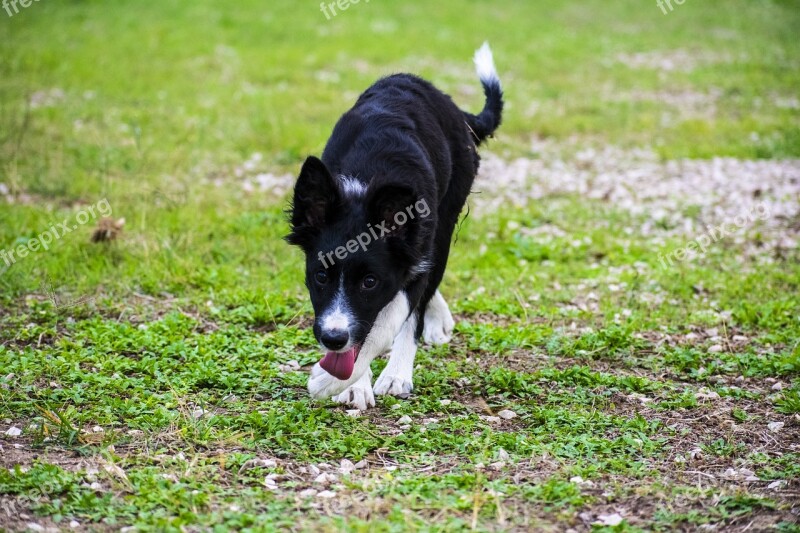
320, 329, 349, 351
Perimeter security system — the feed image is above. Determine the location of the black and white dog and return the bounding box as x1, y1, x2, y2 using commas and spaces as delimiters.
287, 43, 503, 409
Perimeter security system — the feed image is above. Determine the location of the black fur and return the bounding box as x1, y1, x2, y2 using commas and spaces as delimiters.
287, 63, 503, 349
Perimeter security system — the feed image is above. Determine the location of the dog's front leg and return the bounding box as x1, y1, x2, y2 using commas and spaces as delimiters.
328, 367, 375, 411
373, 312, 418, 397
307, 361, 375, 407
308, 291, 410, 408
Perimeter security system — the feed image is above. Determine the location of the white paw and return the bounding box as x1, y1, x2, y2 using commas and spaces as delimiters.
333, 384, 375, 410
373, 373, 413, 397
307, 363, 350, 399
423, 291, 455, 345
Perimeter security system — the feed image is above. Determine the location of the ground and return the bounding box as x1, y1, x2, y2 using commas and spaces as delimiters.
1, 0, 799, 531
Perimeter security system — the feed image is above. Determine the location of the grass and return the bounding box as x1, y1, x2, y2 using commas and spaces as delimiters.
1, 0, 799, 531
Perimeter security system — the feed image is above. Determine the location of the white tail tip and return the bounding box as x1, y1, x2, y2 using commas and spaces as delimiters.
474, 42, 499, 87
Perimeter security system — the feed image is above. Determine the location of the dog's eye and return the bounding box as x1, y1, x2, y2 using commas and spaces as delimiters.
361, 275, 378, 290
314, 270, 329, 285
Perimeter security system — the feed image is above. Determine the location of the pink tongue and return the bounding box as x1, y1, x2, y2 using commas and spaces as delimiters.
319, 347, 357, 380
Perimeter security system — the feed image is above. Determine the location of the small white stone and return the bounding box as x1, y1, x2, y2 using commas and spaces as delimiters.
481, 416, 502, 424
92, 426, 103, 433
339, 459, 355, 474
771, 382, 784, 391
695, 388, 720, 400
627, 393, 652, 404
767, 421, 784, 432
439, 399, 452, 406
69, 521, 80, 528
708, 344, 724, 353
570, 476, 584, 484
238, 458, 277, 474
594, 513, 624, 527
497, 448, 510, 461
278, 360, 302, 372
299, 488, 318, 498
767, 480, 786, 490
489, 461, 506, 471
308, 464, 321, 476
497, 409, 517, 420
391, 404, 403, 410
397, 415, 412, 425
27, 524, 45, 532
723, 468, 739, 479
346, 409, 361, 418
317, 490, 336, 499
354, 459, 368, 469
314, 472, 337, 484
5, 426, 22, 437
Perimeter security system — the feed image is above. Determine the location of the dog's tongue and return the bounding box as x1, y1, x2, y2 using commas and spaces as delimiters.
319, 347, 357, 380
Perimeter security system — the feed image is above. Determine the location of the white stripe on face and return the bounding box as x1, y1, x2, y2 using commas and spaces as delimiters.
339, 176, 366, 198
320, 274, 353, 333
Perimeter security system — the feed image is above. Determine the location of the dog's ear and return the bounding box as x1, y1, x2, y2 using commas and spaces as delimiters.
366, 184, 418, 238
367, 184, 428, 272
286, 156, 339, 248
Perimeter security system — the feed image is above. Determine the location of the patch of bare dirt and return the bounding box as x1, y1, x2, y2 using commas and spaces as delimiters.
613, 49, 737, 73
474, 140, 800, 258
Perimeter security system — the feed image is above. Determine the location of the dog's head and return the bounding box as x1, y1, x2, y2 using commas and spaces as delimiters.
286, 156, 432, 380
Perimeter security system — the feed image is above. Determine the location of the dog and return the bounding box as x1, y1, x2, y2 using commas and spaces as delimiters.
286, 43, 503, 409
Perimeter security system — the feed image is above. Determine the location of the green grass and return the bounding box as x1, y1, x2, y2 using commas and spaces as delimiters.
1, 0, 799, 531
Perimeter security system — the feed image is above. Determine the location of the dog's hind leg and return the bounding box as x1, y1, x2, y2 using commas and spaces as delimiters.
422, 290, 455, 345
373, 312, 418, 397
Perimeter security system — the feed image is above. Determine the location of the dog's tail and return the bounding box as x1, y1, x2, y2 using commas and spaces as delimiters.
464, 42, 504, 145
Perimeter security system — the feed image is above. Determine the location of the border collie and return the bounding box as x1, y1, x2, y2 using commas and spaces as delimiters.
287, 43, 503, 409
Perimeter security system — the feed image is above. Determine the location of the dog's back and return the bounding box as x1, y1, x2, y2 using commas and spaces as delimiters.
321, 46, 503, 205
318, 45, 504, 310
